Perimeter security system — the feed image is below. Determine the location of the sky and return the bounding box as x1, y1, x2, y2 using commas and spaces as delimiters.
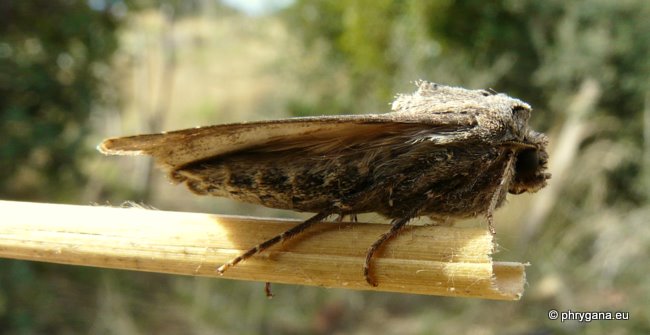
220, 0, 294, 16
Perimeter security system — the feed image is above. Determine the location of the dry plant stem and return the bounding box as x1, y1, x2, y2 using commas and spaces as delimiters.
0, 200, 526, 300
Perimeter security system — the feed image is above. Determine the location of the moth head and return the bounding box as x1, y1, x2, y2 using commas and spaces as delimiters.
500, 104, 535, 144
509, 131, 551, 194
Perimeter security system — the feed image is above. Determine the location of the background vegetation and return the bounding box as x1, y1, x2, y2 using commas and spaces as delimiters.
1, 0, 648, 333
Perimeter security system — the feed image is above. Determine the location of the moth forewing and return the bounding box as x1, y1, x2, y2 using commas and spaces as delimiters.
99, 81, 550, 286
99, 117, 354, 168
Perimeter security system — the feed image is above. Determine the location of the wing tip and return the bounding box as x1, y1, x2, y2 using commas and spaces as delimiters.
97, 137, 145, 156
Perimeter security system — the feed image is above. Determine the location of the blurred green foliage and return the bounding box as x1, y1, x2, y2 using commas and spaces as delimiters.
287, 1, 650, 124
0, 2, 121, 333
0, 1, 119, 201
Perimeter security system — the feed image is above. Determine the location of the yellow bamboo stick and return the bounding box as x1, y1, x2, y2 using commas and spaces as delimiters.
0, 200, 526, 300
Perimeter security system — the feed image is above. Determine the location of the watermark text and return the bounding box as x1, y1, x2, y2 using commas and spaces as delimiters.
548, 309, 629, 323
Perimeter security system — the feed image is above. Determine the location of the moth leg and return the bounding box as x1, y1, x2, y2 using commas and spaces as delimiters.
364, 216, 412, 287
216, 211, 331, 274
264, 282, 274, 299
486, 150, 516, 234
335, 213, 358, 222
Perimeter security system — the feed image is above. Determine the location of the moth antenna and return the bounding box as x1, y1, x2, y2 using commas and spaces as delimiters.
364, 216, 413, 287
216, 211, 331, 274
486, 150, 517, 234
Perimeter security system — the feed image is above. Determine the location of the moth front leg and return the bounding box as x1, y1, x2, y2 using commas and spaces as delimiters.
486, 150, 516, 234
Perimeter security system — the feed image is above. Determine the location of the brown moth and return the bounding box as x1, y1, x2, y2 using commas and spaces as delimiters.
98, 81, 550, 286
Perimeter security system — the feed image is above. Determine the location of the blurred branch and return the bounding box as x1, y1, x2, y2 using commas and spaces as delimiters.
523, 78, 601, 241
142, 5, 177, 201
642, 92, 650, 199
0, 200, 525, 300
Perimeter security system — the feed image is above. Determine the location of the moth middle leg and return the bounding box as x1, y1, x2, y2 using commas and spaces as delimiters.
363, 198, 425, 286
363, 216, 412, 287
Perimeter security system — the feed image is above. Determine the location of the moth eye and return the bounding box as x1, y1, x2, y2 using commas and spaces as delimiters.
515, 148, 540, 177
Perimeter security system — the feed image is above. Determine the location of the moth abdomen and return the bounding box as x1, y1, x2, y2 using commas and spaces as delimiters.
171, 156, 340, 211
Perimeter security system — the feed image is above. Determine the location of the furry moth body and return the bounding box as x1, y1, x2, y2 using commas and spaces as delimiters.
99, 81, 550, 286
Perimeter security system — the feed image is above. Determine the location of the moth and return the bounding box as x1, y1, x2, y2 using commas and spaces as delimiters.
99, 81, 551, 286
